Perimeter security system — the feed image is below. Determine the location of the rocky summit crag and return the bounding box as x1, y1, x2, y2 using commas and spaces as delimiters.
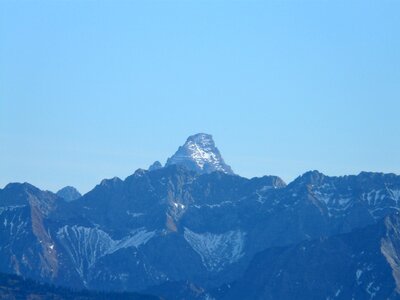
165, 133, 234, 175
0, 133, 399, 300
56, 186, 82, 202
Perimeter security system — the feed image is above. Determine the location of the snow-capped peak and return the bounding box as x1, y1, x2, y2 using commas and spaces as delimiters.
165, 133, 234, 174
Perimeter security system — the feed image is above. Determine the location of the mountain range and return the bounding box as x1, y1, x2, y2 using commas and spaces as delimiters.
1, 133, 399, 299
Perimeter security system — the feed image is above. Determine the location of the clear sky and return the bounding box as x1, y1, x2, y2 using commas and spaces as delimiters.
1, 0, 399, 193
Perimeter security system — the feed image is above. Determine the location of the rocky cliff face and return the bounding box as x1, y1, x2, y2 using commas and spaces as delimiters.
0, 183, 60, 282
165, 133, 234, 175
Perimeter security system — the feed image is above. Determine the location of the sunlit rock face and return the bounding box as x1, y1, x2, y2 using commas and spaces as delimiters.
166, 133, 234, 175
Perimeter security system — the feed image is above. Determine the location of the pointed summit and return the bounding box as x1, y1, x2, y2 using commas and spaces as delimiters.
148, 161, 163, 171
56, 186, 81, 202
165, 133, 234, 174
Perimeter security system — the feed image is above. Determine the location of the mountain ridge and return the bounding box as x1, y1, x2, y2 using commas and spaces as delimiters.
0, 133, 399, 299
2, 168, 400, 293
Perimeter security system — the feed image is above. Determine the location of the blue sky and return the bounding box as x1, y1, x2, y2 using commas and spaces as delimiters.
1, 0, 399, 193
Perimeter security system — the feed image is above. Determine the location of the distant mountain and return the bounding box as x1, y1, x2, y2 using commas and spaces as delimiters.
165, 133, 234, 174
1, 134, 400, 299
2, 168, 400, 295
148, 161, 163, 171
0, 182, 61, 281
51, 166, 285, 291
221, 213, 400, 300
0, 272, 159, 300
56, 186, 81, 202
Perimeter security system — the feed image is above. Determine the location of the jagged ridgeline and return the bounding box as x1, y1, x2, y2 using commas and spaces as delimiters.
0, 133, 400, 300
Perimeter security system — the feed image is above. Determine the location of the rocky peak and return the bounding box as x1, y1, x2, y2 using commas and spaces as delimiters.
165, 133, 234, 175
289, 170, 327, 188
148, 161, 163, 171
56, 186, 81, 202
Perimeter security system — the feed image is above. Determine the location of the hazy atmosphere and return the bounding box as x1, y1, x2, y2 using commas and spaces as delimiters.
1, 0, 399, 193
1, 2, 400, 299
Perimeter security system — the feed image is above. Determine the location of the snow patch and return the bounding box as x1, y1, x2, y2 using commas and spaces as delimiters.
183, 228, 245, 272
0, 205, 27, 215
366, 281, 380, 298
388, 189, 400, 204
356, 269, 363, 283
334, 288, 342, 297
126, 211, 144, 218
57, 225, 155, 279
